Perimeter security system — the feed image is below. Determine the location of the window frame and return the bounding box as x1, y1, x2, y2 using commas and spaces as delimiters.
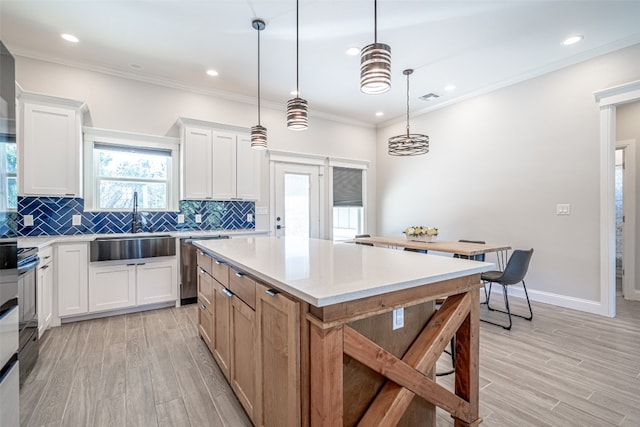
0, 141, 17, 212
84, 127, 180, 212
328, 159, 368, 241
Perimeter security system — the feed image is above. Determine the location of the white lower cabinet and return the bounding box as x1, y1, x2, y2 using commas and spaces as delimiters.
37, 246, 54, 337
56, 243, 89, 317
88, 258, 178, 313
88, 263, 136, 312
136, 259, 178, 305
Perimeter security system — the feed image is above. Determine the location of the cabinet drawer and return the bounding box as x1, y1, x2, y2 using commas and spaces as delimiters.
196, 249, 212, 274
198, 267, 214, 306
229, 269, 256, 310
38, 246, 54, 267
212, 259, 229, 287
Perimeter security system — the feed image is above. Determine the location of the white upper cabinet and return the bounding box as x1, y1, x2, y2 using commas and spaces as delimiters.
179, 118, 260, 201
236, 133, 261, 200
18, 93, 86, 197
211, 131, 237, 200
182, 126, 213, 200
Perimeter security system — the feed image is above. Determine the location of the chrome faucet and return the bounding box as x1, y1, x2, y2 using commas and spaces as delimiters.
131, 191, 139, 233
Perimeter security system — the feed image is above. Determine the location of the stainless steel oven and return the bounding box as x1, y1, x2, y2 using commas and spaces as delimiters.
17, 247, 39, 387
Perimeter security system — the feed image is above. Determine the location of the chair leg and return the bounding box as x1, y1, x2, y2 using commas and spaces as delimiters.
486, 283, 495, 311
436, 337, 456, 377
480, 282, 489, 305
481, 281, 535, 329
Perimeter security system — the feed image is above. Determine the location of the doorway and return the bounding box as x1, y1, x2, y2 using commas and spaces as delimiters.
273, 163, 321, 238
615, 141, 637, 301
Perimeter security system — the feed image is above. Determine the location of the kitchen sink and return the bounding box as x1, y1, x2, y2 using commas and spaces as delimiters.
90, 235, 176, 262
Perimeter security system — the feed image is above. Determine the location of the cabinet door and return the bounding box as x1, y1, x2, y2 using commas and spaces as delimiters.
37, 261, 54, 337
21, 103, 80, 196
255, 283, 300, 427
198, 297, 214, 351
56, 244, 89, 317
236, 133, 261, 200
231, 297, 256, 422
136, 259, 178, 305
212, 280, 232, 380
88, 263, 136, 312
197, 267, 214, 306
211, 131, 237, 199
183, 126, 213, 199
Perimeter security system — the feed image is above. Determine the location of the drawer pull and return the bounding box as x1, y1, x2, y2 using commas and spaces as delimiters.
43, 256, 51, 260
265, 289, 280, 297
200, 304, 207, 310
235, 272, 243, 278
199, 268, 205, 274
215, 260, 222, 265
40, 265, 49, 270
223, 288, 234, 298
198, 250, 204, 256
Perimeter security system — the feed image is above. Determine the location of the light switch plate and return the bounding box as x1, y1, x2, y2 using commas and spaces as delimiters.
24, 215, 34, 227
247, 213, 253, 222
72, 215, 82, 226
177, 214, 185, 224
556, 203, 571, 215
392, 308, 404, 330
195, 214, 202, 223
256, 206, 268, 215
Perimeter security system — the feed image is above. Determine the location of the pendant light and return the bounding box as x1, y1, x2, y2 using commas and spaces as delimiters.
360, 0, 391, 94
287, 0, 308, 130
388, 69, 429, 156
251, 19, 267, 150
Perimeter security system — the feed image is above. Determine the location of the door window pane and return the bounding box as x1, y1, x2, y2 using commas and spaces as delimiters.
284, 173, 310, 238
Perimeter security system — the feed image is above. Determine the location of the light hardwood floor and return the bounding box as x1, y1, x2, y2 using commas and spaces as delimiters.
21, 295, 640, 427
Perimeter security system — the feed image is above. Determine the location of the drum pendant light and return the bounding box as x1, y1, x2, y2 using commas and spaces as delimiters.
251, 19, 267, 150
388, 69, 429, 156
360, 0, 391, 94
287, 0, 308, 130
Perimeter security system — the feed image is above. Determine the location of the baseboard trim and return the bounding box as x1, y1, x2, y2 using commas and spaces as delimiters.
485, 285, 608, 316
624, 288, 640, 301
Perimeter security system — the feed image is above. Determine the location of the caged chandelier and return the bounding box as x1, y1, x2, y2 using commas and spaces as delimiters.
251, 19, 267, 150
360, 0, 391, 94
287, 0, 308, 130
388, 69, 429, 156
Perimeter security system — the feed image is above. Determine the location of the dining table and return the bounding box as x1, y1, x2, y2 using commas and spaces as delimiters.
353, 236, 512, 269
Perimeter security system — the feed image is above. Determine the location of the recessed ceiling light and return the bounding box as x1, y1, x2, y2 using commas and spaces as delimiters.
345, 47, 360, 56
444, 85, 456, 92
375, 112, 384, 117
562, 35, 583, 46
61, 33, 79, 43
129, 63, 143, 70
206, 69, 219, 77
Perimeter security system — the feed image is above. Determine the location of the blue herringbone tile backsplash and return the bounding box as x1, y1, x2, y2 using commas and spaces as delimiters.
18, 197, 255, 236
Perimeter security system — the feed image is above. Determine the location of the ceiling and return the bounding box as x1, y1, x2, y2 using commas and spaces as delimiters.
2, 1, 640, 127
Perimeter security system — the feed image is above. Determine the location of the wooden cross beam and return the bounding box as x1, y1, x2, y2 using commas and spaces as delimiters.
343, 291, 480, 426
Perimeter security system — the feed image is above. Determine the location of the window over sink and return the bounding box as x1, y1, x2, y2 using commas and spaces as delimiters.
84, 128, 180, 211
0, 140, 17, 211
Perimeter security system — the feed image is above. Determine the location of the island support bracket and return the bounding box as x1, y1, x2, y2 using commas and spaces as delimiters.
308, 288, 482, 427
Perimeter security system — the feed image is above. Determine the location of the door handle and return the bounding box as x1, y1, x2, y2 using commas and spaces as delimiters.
276, 225, 285, 230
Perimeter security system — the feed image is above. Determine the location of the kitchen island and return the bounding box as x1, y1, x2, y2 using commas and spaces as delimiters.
194, 236, 492, 427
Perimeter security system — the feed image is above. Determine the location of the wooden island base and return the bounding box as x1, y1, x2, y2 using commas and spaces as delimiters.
307, 274, 482, 427
194, 238, 485, 427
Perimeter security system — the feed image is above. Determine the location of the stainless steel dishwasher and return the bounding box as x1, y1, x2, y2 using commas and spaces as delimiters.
180, 236, 229, 304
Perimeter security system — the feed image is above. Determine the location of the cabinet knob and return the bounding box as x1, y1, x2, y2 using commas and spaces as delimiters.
265, 289, 280, 297
223, 288, 234, 298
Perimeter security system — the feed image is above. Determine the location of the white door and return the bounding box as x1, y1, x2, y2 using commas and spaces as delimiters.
274, 163, 320, 238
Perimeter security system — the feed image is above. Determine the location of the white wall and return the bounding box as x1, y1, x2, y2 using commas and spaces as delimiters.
616, 101, 640, 292
14, 56, 377, 233
377, 44, 640, 308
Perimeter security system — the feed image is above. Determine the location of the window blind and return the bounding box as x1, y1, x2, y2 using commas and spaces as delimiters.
333, 167, 363, 207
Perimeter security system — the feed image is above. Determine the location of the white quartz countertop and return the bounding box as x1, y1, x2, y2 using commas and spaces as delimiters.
194, 236, 495, 307
18, 229, 270, 249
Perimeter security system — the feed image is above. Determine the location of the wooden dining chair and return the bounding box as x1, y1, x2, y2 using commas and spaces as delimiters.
481, 248, 534, 330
